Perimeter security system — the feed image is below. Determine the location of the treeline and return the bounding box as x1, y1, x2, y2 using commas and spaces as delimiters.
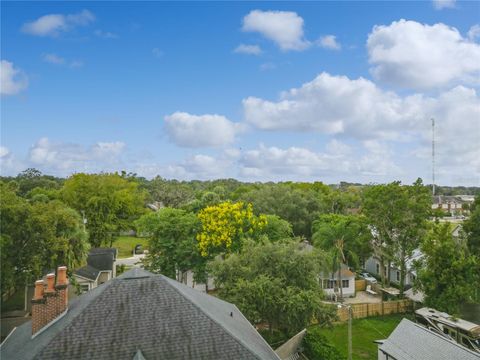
1, 169, 479, 339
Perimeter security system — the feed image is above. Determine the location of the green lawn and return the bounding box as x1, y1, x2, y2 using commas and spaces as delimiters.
313, 314, 411, 360
112, 236, 149, 258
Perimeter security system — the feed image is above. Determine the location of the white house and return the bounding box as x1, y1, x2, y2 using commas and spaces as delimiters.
320, 263, 356, 299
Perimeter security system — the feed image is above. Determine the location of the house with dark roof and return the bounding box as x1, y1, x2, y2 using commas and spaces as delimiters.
376, 319, 480, 360
73, 248, 117, 292
0, 267, 281, 360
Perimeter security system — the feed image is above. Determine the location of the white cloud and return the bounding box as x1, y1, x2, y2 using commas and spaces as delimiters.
243, 72, 424, 139
164, 112, 242, 148
432, 0, 456, 10
260, 62, 276, 71
237, 141, 401, 181
468, 24, 480, 41
1, 60, 28, 95
317, 35, 341, 50
0, 146, 23, 175
367, 19, 480, 89
27, 138, 126, 175
242, 10, 310, 51
42, 53, 84, 68
21, 9, 95, 37
94, 29, 118, 39
234, 44, 262, 55
42, 53, 65, 65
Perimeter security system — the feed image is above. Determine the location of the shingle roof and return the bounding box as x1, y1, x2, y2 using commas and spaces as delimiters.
87, 248, 117, 271
0, 268, 279, 360
378, 319, 480, 360
74, 264, 101, 281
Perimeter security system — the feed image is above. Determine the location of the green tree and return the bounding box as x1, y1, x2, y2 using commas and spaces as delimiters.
238, 184, 328, 238
312, 214, 371, 300
362, 179, 430, 295
260, 215, 294, 242
209, 240, 336, 336
463, 195, 480, 256
135, 208, 202, 281
0, 183, 89, 297
62, 173, 146, 247
414, 223, 480, 314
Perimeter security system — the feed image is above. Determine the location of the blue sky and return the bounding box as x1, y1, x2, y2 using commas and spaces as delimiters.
1, 1, 479, 185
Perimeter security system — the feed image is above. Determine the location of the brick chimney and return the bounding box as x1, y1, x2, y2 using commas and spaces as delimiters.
31, 266, 69, 336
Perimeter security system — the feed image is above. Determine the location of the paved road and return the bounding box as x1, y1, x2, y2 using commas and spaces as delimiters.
116, 254, 145, 267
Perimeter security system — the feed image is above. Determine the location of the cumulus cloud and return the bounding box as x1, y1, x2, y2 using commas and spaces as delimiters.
367, 19, 480, 89
243, 72, 424, 139
317, 35, 341, 50
234, 44, 262, 55
21, 9, 95, 37
242, 10, 310, 51
432, 0, 456, 10
1, 60, 28, 95
0, 146, 23, 175
164, 112, 242, 148
27, 138, 126, 175
468, 24, 480, 41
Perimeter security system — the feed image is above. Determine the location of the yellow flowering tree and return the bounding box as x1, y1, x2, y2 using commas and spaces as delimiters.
197, 201, 267, 257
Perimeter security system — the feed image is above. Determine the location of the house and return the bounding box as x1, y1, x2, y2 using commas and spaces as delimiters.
432, 195, 473, 215
376, 318, 479, 360
320, 263, 356, 299
72, 248, 117, 292
364, 249, 422, 288
0, 267, 281, 360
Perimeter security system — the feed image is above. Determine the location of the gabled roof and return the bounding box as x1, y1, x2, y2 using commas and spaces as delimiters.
73, 248, 116, 281
74, 264, 101, 281
0, 269, 279, 360
378, 319, 480, 360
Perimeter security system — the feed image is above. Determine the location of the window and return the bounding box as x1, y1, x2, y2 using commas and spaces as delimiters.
80, 284, 89, 293
342, 280, 349, 288
323, 280, 335, 289
396, 271, 400, 282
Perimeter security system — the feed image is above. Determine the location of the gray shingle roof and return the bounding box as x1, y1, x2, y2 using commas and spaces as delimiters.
74, 264, 101, 281
378, 319, 480, 360
0, 268, 279, 360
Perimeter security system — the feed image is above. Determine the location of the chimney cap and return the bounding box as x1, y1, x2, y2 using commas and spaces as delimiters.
46, 273, 55, 278
35, 280, 44, 285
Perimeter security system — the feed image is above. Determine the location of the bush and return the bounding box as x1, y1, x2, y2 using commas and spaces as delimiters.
303, 327, 346, 360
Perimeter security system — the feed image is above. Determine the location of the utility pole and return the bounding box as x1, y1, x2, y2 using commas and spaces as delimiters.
348, 305, 352, 360
432, 118, 436, 197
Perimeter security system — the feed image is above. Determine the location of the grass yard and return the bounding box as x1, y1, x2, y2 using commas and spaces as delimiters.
112, 236, 149, 258
313, 314, 411, 360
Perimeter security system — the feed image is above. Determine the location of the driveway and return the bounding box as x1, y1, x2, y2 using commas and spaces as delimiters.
344, 291, 382, 304
116, 254, 145, 267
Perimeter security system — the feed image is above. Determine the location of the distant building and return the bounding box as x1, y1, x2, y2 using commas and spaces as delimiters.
73, 248, 117, 293
432, 195, 473, 214
365, 249, 422, 289
1, 267, 281, 360
376, 318, 479, 360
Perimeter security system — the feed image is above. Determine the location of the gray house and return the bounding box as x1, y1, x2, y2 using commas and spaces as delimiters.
1, 268, 280, 360
376, 318, 479, 360
73, 248, 117, 292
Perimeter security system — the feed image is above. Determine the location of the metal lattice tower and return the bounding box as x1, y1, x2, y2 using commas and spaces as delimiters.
432, 118, 436, 196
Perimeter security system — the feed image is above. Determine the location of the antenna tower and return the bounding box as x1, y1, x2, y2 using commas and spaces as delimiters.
432, 118, 435, 196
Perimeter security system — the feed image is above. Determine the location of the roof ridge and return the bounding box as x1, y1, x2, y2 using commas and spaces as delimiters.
160, 275, 278, 360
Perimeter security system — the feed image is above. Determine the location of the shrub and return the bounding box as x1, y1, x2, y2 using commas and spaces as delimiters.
303, 327, 346, 360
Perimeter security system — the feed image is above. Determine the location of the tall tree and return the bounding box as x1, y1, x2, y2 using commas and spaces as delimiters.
463, 195, 480, 256
0, 183, 89, 297
362, 179, 430, 295
209, 240, 336, 336
414, 223, 480, 314
62, 173, 146, 247
312, 214, 371, 300
135, 208, 202, 281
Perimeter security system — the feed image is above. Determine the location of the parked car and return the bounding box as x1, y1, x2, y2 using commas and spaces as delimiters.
360, 272, 377, 283
134, 244, 144, 255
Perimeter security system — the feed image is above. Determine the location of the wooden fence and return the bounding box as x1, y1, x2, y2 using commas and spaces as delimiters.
355, 279, 366, 292
336, 299, 413, 322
